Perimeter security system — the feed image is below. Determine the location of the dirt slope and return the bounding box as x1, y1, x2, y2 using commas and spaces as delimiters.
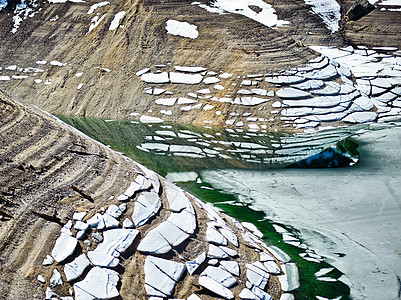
0, 90, 291, 299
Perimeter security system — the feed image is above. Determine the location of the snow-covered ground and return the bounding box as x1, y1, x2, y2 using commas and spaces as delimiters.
0, 0, 7, 11
201, 120, 401, 300
192, 0, 289, 28
304, 0, 341, 32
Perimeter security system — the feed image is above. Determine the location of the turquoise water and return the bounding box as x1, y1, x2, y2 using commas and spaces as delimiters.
60, 116, 358, 299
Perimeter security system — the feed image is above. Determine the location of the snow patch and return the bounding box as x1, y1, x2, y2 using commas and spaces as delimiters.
87, 1, 109, 14
304, 0, 341, 32
109, 11, 126, 30
165, 19, 199, 39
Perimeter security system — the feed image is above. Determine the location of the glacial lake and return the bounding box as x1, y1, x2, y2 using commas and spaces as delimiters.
60, 116, 401, 299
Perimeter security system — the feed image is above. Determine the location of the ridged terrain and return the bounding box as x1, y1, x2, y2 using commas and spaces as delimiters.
0, 90, 299, 299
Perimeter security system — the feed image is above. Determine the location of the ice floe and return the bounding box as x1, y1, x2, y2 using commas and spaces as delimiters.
198, 275, 234, 299
73, 267, 119, 300
201, 266, 237, 288
170, 72, 203, 84
88, 228, 139, 267
51, 233, 78, 263
144, 256, 186, 297
132, 192, 161, 226
64, 254, 91, 282
186, 252, 206, 275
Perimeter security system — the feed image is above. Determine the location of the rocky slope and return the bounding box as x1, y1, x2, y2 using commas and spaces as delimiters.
0, 90, 298, 299
0, 0, 399, 131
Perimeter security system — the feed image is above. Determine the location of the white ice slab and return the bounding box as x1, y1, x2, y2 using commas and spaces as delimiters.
204, 77, 221, 84
201, 266, 237, 288
137, 228, 172, 254
165, 182, 195, 213
219, 226, 238, 247
87, 1, 109, 14
252, 285, 273, 300
64, 254, 91, 282
174, 66, 206, 73
265, 75, 304, 84
136, 68, 150, 76
51, 233, 78, 263
155, 98, 177, 106
276, 88, 311, 99
50, 269, 63, 287
221, 246, 238, 257
106, 204, 122, 219
170, 72, 203, 84
122, 218, 134, 228
132, 192, 161, 227
206, 226, 228, 245
246, 262, 270, 289
304, 0, 340, 32
220, 261, 240, 276
239, 288, 258, 299
178, 97, 197, 104
208, 0, 289, 28
186, 252, 206, 275
167, 210, 197, 235
73, 211, 87, 221
74, 221, 88, 231
43, 255, 55, 266
144, 256, 185, 296
73, 267, 119, 300
264, 261, 281, 274
140, 115, 164, 123
199, 275, 234, 299
155, 221, 190, 246
208, 244, 229, 259
141, 72, 169, 83
343, 111, 377, 123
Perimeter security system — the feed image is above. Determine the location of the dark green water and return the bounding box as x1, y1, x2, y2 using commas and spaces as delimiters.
60, 116, 353, 299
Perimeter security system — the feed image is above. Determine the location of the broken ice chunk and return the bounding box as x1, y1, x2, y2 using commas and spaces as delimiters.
64, 254, 91, 282
51, 233, 78, 263
73, 267, 120, 300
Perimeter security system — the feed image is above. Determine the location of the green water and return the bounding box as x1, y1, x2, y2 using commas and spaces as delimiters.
60, 116, 352, 299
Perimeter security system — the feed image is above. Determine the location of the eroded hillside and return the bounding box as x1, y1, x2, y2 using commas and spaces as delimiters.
0, 0, 400, 131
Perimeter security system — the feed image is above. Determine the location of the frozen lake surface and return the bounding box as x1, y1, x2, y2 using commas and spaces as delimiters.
202, 121, 401, 300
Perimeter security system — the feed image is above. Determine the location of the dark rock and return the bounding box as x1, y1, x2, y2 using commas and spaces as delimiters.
346, 0, 375, 21
248, 5, 263, 13
288, 138, 360, 168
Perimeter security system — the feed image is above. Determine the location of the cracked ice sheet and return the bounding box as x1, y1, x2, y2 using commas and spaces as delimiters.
74, 267, 119, 299
200, 121, 401, 300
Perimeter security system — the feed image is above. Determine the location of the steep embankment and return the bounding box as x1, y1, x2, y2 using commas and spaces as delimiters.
0, 90, 298, 299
